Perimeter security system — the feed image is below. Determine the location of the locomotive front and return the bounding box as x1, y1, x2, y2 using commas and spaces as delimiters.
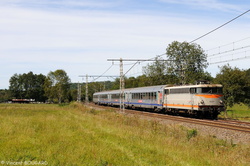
193, 84, 224, 118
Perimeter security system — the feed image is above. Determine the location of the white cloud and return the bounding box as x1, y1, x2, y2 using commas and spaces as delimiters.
0, 5, 200, 53
158, 0, 245, 12
0, 0, 119, 9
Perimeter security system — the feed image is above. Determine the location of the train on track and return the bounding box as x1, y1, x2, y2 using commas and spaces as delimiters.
93, 81, 224, 119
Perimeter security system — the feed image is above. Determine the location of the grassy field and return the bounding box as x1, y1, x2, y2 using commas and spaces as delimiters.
0, 103, 249, 166
220, 103, 250, 121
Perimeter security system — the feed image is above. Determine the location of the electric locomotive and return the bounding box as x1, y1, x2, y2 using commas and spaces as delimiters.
164, 82, 224, 119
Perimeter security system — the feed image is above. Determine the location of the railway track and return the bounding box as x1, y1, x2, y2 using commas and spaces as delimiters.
88, 103, 250, 134
218, 119, 250, 126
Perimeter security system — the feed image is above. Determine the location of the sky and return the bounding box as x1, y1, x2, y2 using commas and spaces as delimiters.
0, 0, 249, 89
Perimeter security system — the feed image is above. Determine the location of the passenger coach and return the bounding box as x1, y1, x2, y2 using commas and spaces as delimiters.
93, 85, 165, 111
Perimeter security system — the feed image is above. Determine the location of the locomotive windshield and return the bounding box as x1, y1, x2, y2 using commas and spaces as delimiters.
198, 87, 223, 94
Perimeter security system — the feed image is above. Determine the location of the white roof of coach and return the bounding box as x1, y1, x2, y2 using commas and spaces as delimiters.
93, 85, 168, 95
165, 84, 222, 89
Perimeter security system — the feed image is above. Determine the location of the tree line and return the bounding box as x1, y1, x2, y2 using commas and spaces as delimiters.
0, 41, 249, 108
0, 70, 71, 103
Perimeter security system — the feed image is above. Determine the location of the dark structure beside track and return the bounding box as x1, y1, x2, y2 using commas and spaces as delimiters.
10, 99, 35, 103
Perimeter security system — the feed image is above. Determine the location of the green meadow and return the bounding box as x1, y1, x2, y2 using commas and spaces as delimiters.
0, 103, 249, 166
220, 103, 250, 121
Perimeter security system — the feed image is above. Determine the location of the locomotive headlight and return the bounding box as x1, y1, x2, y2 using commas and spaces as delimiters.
200, 100, 204, 105
220, 100, 223, 105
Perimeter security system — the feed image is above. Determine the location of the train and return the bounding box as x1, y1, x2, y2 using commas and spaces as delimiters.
93, 81, 224, 119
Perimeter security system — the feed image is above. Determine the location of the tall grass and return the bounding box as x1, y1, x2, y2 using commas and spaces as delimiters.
0, 103, 249, 165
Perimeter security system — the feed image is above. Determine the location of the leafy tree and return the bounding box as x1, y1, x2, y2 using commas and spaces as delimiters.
166, 41, 208, 84
110, 78, 120, 90
143, 57, 179, 85
9, 72, 46, 101
9, 73, 24, 99
44, 69, 71, 103
68, 88, 78, 102
136, 75, 149, 87
143, 57, 170, 85
125, 77, 139, 88
214, 64, 249, 108
243, 68, 250, 107
0, 89, 11, 102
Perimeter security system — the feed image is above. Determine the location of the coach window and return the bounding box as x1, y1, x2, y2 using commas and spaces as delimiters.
164, 89, 169, 95
141, 93, 145, 99
153, 92, 156, 100
113, 94, 119, 99
136, 93, 139, 99
190, 88, 196, 94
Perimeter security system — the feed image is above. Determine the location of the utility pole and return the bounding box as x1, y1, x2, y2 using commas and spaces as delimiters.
78, 75, 89, 104
85, 74, 89, 104
77, 82, 81, 102
107, 58, 125, 112
120, 58, 125, 112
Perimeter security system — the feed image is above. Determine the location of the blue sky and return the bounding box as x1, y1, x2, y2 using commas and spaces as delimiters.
0, 0, 249, 89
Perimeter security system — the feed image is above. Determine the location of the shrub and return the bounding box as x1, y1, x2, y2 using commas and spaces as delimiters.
187, 129, 198, 141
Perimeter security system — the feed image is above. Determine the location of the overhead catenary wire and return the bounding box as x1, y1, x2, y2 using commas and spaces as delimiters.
207, 45, 250, 57
189, 9, 250, 43
91, 64, 114, 82
124, 61, 139, 76
139, 10, 250, 68
205, 36, 250, 52
209, 54, 250, 65
208, 49, 250, 64
209, 49, 250, 59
